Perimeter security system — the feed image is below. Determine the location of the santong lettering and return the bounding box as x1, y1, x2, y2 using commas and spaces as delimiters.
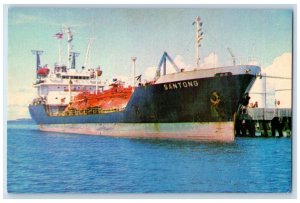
163, 80, 199, 90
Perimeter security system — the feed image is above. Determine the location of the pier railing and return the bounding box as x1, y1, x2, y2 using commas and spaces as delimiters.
247, 108, 292, 120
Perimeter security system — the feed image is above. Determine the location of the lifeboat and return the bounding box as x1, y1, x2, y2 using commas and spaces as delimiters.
37, 67, 50, 77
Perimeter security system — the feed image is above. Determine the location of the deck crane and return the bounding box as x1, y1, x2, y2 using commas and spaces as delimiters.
155, 52, 180, 79
227, 47, 236, 66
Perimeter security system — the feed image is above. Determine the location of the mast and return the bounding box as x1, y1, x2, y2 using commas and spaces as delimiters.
65, 27, 73, 69
54, 31, 63, 65
192, 16, 203, 67
68, 79, 72, 103
131, 57, 137, 90
71, 52, 80, 69
96, 71, 98, 95
59, 38, 62, 65
95, 67, 103, 95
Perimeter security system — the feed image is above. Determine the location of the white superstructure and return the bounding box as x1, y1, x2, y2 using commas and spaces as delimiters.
34, 68, 104, 106
33, 27, 104, 106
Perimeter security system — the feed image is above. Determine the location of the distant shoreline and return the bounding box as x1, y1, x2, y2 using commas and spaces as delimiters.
7, 118, 33, 122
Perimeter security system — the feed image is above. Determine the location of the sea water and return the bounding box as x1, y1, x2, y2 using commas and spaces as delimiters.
7, 120, 291, 193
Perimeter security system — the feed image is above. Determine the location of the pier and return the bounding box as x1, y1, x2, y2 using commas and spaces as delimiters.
235, 108, 292, 137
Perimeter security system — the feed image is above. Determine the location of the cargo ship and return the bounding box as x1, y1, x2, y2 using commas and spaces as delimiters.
29, 17, 261, 142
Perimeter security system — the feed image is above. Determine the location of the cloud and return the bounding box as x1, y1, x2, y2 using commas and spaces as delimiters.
172, 55, 193, 71
249, 52, 292, 108
142, 54, 194, 82
170, 53, 220, 71
141, 53, 220, 81
7, 87, 35, 105
200, 52, 219, 69
264, 52, 292, 78
173, 52, 219, 70
9, 13, 38, 25
7, 105, 31, 120
7, 87, 36, 119
7, 95, 32, 120
142, 66, 157, 82
9, 12, 89, 28
106, 75, 130, 86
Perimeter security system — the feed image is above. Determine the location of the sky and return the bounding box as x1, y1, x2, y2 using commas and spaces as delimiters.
6, 6, 293, 120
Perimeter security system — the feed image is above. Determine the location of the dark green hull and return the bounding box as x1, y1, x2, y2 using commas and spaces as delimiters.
29, 74, 256, 124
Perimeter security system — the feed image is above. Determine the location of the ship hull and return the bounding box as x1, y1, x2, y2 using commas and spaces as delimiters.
29, 66, 260, 142
39, 122, 234, 142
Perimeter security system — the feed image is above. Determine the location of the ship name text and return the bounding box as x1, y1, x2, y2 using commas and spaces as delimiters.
163, 80, 199, 91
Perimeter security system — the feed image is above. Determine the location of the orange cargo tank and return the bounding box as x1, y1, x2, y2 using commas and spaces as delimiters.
68, 83, 133, 111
